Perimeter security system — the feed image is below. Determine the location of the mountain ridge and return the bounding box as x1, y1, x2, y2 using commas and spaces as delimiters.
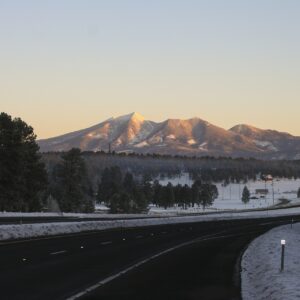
38, 113, 300, 159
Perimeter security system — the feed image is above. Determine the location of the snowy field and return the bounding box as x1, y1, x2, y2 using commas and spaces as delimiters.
1, 207, 300, 242
242, 223, 300, 300
1, 177, 299, 219
155, 174, 300, 212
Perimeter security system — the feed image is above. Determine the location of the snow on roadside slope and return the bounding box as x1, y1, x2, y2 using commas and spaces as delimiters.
1, 207, 300, 242
242, 223, 300, 300
0, 212, 150, 219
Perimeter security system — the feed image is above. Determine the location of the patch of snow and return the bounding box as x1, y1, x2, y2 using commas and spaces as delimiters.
157, 176, 300, 211
2, 208, 300, 241
87, 133, 105, 139
242, 223, 300, 300
114, 138, 123, 146
198, 142, 208, 150
254, 140, 278, 151
156, 172, 192, 186
129, 121, 155, 144
149, 136, 163, 144
187, 139, 197, 145
166, 134, 176, 140
134, 141, 149, 148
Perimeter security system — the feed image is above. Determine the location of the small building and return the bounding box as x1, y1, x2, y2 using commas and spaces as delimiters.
255, 189, 269, 195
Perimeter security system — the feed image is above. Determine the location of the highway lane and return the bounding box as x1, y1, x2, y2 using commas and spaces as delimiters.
0, 215, 298, 300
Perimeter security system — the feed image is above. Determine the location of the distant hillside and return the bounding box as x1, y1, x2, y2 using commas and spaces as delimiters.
38, 112, 300, 159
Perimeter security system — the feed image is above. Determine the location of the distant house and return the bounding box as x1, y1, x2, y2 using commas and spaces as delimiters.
261, 174, 273, 181
255, 189, 269, 195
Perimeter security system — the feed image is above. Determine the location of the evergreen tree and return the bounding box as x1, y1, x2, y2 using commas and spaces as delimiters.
123, 172, 135, 195
152, 180, 162, 206
191, 180, 202, 207
142, 174, 153, 203
97, 167, 122, 204
182, 184, 192, 208
242, 186, 250, 205
55, 148, 94, 212
109, 192, 131, 213
160, 183, 175, 209
98, 168, 148, 213
199, 184, 216, 210
0, 112, 47, 211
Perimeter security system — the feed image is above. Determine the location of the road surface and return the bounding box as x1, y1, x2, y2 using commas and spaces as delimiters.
0, 215, 298, 300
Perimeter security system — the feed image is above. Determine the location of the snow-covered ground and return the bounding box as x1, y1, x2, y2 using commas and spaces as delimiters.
1, 206, 300, 242
156, 174, 300, 212
0, 211, 151, 219
1, 178, 299, 218
242, 223, 300, 300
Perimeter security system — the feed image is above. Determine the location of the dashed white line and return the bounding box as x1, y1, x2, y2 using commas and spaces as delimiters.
66, 231, 235, 300
100, 241, 112, 246
50, 250, 67, 255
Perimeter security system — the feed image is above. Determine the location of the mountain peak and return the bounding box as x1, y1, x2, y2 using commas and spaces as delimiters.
230, 124, 261, 134
130, 112, 145, 122
112, 112, 145, 123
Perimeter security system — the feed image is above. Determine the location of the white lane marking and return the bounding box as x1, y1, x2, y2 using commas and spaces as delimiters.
136, 235, 143, 239
22, 258, 27, 262
80, 246, 84, 249
259, 222, 277, 226
100, 241, 112, 245
65, 231, 240, 300
50, 250, 67, 255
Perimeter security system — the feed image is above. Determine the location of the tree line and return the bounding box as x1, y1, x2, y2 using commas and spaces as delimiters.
43, 151, 300, 191
97, 167, 219, 213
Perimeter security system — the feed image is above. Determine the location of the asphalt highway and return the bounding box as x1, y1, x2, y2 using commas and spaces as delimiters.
0, 215, 299, 300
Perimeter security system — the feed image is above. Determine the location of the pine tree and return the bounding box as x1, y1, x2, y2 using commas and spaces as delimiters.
242, 186, 250, 205
97, 167, 122, 204
56, 148, 94, 212
199, 184, 216, 210
0, 112, 47, 211
161, 183, 175, 209
142, 174, 153, 203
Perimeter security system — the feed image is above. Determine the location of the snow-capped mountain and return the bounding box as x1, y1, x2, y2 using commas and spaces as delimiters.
38, 113, 300, 159
229, 124, 300, 159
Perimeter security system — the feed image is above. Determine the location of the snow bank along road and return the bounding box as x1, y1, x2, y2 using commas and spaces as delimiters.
2, 206, 300, 241
242, 223, 300, 300
0, 215, 299, 300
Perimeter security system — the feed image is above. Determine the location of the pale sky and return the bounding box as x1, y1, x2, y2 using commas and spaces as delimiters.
1, 0, 300, 138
